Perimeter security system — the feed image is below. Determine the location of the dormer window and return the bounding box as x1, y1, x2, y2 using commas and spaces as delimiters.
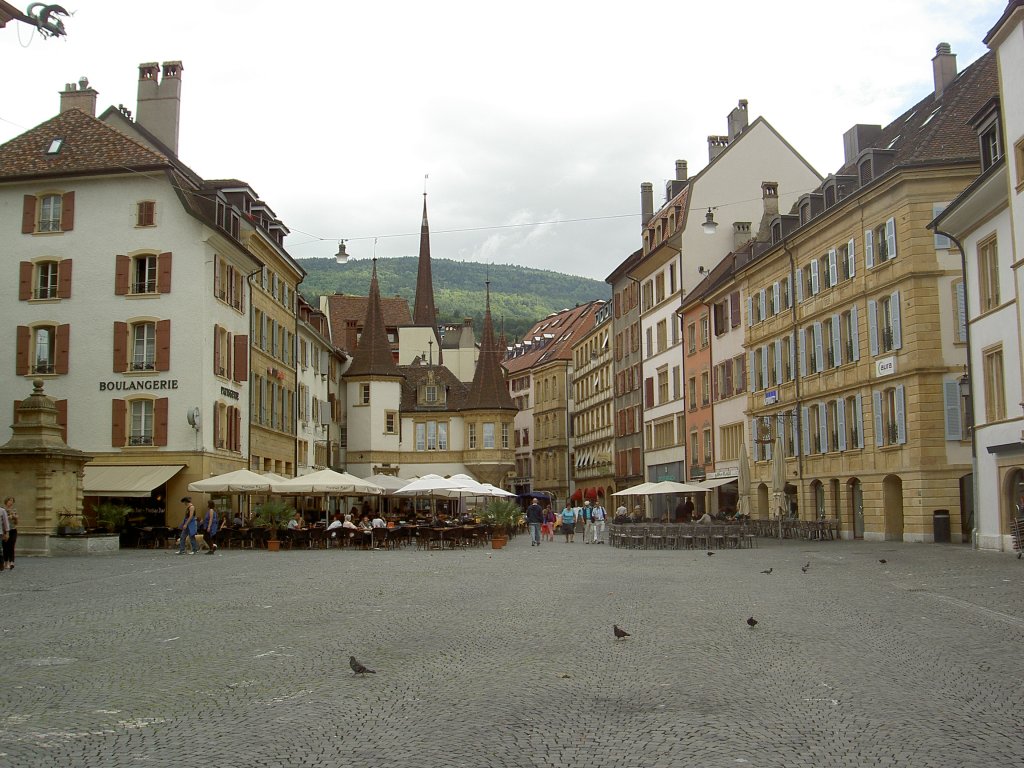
46, 138, 64, 155
980, 122, 1002, 171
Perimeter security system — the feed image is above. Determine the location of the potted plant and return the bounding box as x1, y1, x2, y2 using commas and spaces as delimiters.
483, 499, 520, 549
93, 502, 131, 533
57, 508, 85, 536
253, 498, 293, 551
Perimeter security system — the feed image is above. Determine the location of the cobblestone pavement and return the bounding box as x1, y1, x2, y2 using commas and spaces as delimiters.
2, 537, 1023, 767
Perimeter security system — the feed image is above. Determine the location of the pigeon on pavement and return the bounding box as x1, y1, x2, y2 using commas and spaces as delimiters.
879, 559, 887, 564
707, 551, 715, 556
613, 624, 630, 639
801, 565, 809, 573
746, 616, 758, 628
760, 568, 773, 575
349, 656, 376, 675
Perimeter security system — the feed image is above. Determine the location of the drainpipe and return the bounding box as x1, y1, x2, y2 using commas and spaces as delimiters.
932, 227, 977, 548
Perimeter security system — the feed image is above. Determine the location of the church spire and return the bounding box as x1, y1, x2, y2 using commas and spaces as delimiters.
463, 281, 516, 411
413, 193, 438, 328
344, 259, 402, 379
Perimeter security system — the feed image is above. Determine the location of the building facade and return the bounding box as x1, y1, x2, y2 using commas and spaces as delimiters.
606, 249, 645, 493
571, 301, 615, 502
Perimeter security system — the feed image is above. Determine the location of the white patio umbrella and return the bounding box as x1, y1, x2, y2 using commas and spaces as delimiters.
188, 469, 273, 493
363, 474, 410, 494
392, 474, 468, 497
271, 469, 384, 495
611, 482, 660, 496
647, 480, 710, 495
479, 483, 516, 497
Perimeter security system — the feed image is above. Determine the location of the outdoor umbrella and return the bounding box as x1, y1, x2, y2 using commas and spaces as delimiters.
479, 483, 516, 497
270, 469, 384, 495
188, 469, 273, 493
737, 443, 752, 519
647, 480, 709, 495
611, 482, 660, 496
363, 474, 410, 494
393, 474, 468, 497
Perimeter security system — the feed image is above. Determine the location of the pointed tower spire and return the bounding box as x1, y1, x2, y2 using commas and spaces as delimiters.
413, 193, 438, 328
344, 259, 402, 378
463, 281, 516, 411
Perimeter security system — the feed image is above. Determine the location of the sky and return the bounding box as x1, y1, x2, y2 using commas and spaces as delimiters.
0, 0, 1008, 281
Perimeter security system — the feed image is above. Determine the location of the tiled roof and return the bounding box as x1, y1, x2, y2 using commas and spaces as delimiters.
463, 290, 516, 411
323, 293, 411, 353
0, 108, 169, 181
400, 364, 468, 411
502, 302, 603, 374
834, 51, 997, 178
343, 263, 403, 379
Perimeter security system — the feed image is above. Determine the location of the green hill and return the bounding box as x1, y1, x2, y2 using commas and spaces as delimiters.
297, 257, 610, 341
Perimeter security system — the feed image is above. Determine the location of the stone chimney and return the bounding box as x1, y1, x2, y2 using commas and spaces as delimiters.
932, 43, 957, 100
733, 222, 752, 250
641, 182, 654, 226
675, 159, 688, 181
708, 135, 729, 162
755, 182, 780, 241
727, 99, 749, 142
59, 77, 98, 116
136, 60, 183, 154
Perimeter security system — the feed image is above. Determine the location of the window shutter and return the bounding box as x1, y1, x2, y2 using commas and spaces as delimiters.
890, 291, 902, 350
851, 304, 860, 361
873, 391, 884, 446
213, 324, 221, 374
775, 339, 783, 384
933, 204, 951, 249
856, 394, 865, 448
865, 229, 874, 268
724, 362, 733, 397
213, 257, 221, 299
644, 377, 654, 408
213, 404, 221, 447
828, 249, 837, 287
16, 326, 30, 375
772, 282, 780, 315
818, 403, 828, 453
759, 289, 767, 321
955, 282, 967, 342
886, 217, 897, 259
113, 321, 128, 372
233, 334, 249, 381
114, 255, 130, 295
730, 291, 740, 327
157, 252, 172, 293
795, 268, 804, 302
55, 323, 70, 374
747, 296, 754, 326
749, 352, 757, 391
58, 258, 72, 298
868, 300, 878, 356
799, 328, 807, 377
61, 191, 75, 231
943, 380, 962, 440
801, 407, 810, 455
712, 367, 719, 401
837, 398, 847, 451
831, 314, 841, 366
22, 195, 37, 233
751, 419, 759, 459
761, 347, 769, 389
56, 399, 68, 444
154, 398, 169, 446
234, 407, 242, 451
810, 260, 819, 295
813, 322, 823, 373
786, 335, 794, 380
155, 319, 171, 371
736, 356, 745, 392
111, 399, 125, 447
895, 384, 906, 444
19, 262, 32, 301
847, 238, 856, 277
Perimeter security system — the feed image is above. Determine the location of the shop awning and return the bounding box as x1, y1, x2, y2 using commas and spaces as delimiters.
697, 477, 738, 489
83, 464, 185, 498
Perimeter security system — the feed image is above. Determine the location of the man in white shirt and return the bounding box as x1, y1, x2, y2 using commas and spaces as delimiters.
591, 503, 607, 544
371, 513, 387, 529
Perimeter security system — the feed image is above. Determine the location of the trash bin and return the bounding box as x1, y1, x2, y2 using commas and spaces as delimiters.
933, 510, 951, 543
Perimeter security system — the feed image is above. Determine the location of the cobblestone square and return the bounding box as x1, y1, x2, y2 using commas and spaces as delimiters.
2, 538, 1023, 767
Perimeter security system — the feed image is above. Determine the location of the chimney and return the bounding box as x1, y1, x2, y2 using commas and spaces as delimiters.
708, 135, 729, 162
59, 77, 98, 116
842, 124, 883, 165
641, 182, 654, 226
727, 99, 749, 142
932, 43, 957, 100
761, 182, 779, 217
733, 222, 752, 250
675, 159, 688, 181
136, 60, 183, 154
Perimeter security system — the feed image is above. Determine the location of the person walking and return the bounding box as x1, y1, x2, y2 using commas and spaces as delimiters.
525, 498, 544, 547
541, 503, 556, 542
560, 502, 577, 543
177, 497, 199, 555
591, 501, 607, 544
200, 500, 219, 555
0, 497, 11, 571
1, 497, 16, 569
582, 501, 595, 543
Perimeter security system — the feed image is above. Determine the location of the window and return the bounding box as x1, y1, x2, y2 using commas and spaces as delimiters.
483, 422, 495, 449
133, 254, 157, 294
33, 325, 55, 374
38, 194, 62, 232
703, 429, 712, 464
983, 346, 1006, 422
699, 316, 709, 347
415, 422, 426, 451
360, 383, 370, 405
688, 429, 699, 463
700, 371, 710, 406
36, 260, 58, 299
655, 273, 665, 303
468, 423, 477, 449
687, 323, 696, 354
671, 366, 680, 400
438, 422, 448, 450
840, 309, 858, 363
687, 377, 697, 411
657, 369, 669, 404
823, 317, 837, 368
719, 422, 742, 461
136, 201, 156, 227
846, 395, 862, 449
807, 405, 822, 454
879, 295, 897, 352
669, 263, 677, 294
385, 411, 397, 434
866, 218, 897, 266
656, 320, 667, 353
131, 322, 156, 370
869, 293, 901, 354
873, 386, 905, 447
129, 399, 154, 445
980, 122, 1002, 171
426, 421, 437, 450
501, 422, 509, 449
978, 236, 1000, 312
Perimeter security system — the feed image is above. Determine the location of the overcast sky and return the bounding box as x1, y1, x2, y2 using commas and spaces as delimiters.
0, 0, 1006, 281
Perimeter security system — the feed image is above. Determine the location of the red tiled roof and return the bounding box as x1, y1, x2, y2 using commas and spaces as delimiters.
502, 302, 603, 374
0, 108, 169, 181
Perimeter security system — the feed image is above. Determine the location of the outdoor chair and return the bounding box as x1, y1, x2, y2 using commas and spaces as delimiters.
371, 527, 388, 550
662, 526, 679, 550
627, 527, 647, 549
646, 525, 665, 550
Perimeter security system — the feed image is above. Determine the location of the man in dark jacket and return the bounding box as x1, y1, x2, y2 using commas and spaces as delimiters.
525, 498, 544, 547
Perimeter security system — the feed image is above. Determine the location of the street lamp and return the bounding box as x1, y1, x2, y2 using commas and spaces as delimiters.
959, 371, 973, 432
701, 208, 718, 235
335, 240, 349, 264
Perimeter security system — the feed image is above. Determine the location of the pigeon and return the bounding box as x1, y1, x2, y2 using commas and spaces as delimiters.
349, 655, 375, 675
760, 568, 773, 575
801, 565, 809, 573
613, 624, 630, 639
707, 551, 715, 556
878, 559, 887, 564
746, 616, 758, 628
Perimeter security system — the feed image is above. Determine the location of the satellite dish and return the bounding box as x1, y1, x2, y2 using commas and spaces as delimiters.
186, 406, 201, 430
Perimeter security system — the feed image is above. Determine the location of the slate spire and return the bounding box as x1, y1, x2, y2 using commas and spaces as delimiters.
413, 194, 438, 328
463, 281, 516, 411
344, 259, 402, 378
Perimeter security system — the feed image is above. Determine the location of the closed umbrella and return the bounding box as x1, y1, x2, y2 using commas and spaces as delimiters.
738, 443, 752, 520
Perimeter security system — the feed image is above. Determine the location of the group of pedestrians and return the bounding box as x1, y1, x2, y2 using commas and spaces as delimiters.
176, 497, 220, 556
525, 497, 608, 546
1, 496, 17, 571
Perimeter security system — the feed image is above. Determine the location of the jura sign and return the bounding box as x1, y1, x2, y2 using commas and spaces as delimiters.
875, 357, 896, 378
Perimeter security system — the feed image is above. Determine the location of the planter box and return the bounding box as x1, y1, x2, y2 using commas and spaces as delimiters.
48, 533, 120, 556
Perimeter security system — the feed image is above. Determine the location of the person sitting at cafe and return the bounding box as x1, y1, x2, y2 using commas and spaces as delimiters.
342, 514, 358, 530
359, 515, 373, 530
371, 512, 387, 529
326, 512, 344, 531
232, 512, 244, 527
694, 510, 713, 525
